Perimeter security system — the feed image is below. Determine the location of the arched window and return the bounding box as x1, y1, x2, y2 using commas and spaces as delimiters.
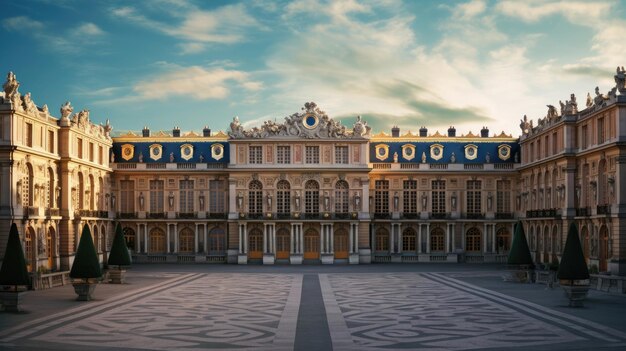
89, 174, 95, 210
465, 227, 481, 252
248, 180, 263, 215
123, 227, 136, 250
276, 180, 291, 216
305, 180, 319, 217
430, 227, 445, 252
375, 227, 389, 252
374, 180, 389, 215
496, 227, 511, 253
179, 227, 195, 253
25, 227, 34, 272
99, 177, 104, 209
149, 228, 166, 253
402, 227, 416, 252
335, 180, 349, 214
209, 227, 225, 255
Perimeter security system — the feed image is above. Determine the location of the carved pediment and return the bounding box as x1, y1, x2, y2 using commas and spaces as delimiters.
228, 102, 370, 140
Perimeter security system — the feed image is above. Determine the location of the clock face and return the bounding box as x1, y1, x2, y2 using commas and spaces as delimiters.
303, 114, 318, 129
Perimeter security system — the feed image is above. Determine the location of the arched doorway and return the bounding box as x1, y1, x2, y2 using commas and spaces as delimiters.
25, 227, 34, 272
430, 227, 445, 252
304, 228, 319, 259
276, 227, 290, 259
208, 227, 225, 256
123, 227, 136, 251
599, 226, 609, 272
334, 228, 348, 259
149, 228, 166, 253
465, 227, 481, 253
496, 227, 511, 254
47, 226, 56, 270
402, 227, 417, 253
248, 228, 263, 259
179, 227, 195, 253
375, 227, 389, 253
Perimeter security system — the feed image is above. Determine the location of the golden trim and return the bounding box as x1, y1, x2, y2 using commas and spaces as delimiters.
149, 144, 162, 161
211, 143, 224, 161
375, 144, 389, 161
180, 143, 194, 161
430, 143, 444, 161
498, 144, 511, 161
121, 144, 134, 161
401, 144, 415, 161
464, 144, 478, 160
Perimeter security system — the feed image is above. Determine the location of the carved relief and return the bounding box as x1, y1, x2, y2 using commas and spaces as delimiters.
323, 145, 331, 163
352, 145, 360, 163
265, 145, 273, 163
294, 144, 302, 163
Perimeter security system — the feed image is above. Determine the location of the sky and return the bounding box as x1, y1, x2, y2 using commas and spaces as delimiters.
1, 0, 625, 137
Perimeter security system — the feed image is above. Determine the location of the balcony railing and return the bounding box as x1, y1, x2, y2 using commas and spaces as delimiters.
118, 212, 137, 219
526, 209, 558, 218
148, 212, 166, 219
495, 212, 514, 219
575, 207, 590, 217
45, 208, 60, 217
597, 205, 610, 215
373, 213, 391, 219
465, 213, 485, 219
207, 213, 228, 219
431, 212, 450, 219
401, 212, 419, 219
177, 212, 197, 219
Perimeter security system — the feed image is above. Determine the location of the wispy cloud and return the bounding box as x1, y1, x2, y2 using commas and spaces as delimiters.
111, 3, 261, 54
2, 16, 106, 54
496, 0, 612, 23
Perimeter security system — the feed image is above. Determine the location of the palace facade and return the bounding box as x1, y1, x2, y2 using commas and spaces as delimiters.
1, 69, 625, 275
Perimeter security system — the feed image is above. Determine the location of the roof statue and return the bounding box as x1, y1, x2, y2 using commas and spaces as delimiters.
228, 102, 369, 139
2, 71, 22, 111
594, 86, 607, 107
560, 93, 578, 115
519, 114, 532, 134
586, 92, 593, 108
546, 105, 558, 121
615, 66, 626, 95
22, 92, 38, 115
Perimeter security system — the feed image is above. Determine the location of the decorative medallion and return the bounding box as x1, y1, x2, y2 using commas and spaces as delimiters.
374, 144, 389, 161
430, 144, 444, 161
464, 144, 478, 160
211, 143, 224, 161
402, 144, 415, 161
302, 113, 319, 130
498, 144, 511, 161
149, 144, 162, 161
180, 144, 194, 161
121, 144, 134, 161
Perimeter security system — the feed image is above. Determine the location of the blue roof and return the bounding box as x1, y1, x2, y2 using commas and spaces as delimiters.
369, 141, 520, 164
111, 141, 229, 163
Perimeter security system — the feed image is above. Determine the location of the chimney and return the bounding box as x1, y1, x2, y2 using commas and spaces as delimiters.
142, 126, 150, 137
419, 126, 428, 137
173, 126, 180, 137
448, 126, 456, 137
203, 125, 211, 137
481, 126, 489, 138
391, 125, 400, 137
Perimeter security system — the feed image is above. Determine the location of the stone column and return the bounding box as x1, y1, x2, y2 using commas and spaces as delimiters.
397, 224, 403, 254
417, 224, 423, 254
174, 223, 179, 253
329, 223, 334, 254
425, 223, 431, 254
135, 224, 141, 253
143, 224, 148, 253
290, 224, 295, 254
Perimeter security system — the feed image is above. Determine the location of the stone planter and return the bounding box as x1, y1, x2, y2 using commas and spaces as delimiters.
560, 280, 590, 307
72, 282, 97, 301
0, 286, 27, 312
108, 269, 126, 284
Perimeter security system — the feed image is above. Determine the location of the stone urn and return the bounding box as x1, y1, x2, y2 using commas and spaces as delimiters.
0, 285, 28, 312
72, 279, 98, 301
560, 279, 590, 307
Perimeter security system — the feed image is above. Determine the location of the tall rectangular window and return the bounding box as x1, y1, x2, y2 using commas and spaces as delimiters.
149, 180, 164, 213
277, 145, 291, 164
431, 180, 446, 214
77, 138, 83, 158
582, 125, 588, 149
179, 179, 194, 213
120, 180, 135, 213
335, 146, 349, 164
529, 143, 534, 162
552, 132, 558, 154
209, 180, 226, 213
537, 139, 541, 159
466, 180, 482, 214
305, 146, 319, 164
544, 136, 549, 157
598, 117, 605, 144
496, 180, 511, 213
25, 122, 33, 147
374, 180, 389, 215
89, 143, 94, 162
48, 130, 54, 153
249, 146, 262, 164
403, 180, 418, 215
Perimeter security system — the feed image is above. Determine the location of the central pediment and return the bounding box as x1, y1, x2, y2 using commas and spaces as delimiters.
228, 102, 370, 139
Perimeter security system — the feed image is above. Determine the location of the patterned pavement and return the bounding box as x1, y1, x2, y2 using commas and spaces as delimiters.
2, 270, 626, 350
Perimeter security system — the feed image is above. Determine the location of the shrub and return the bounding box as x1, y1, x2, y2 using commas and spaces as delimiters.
107, 223, 131, 268
70, 224, 102, 280
0, 223, 30, 287
507, 221, 534, 268
557, 222, 589, 282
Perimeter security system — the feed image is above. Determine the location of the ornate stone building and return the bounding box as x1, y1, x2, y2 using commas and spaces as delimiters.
1, 69, 625, 275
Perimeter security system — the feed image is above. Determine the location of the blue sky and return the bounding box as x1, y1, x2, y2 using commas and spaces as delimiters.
1, 0, 624, 136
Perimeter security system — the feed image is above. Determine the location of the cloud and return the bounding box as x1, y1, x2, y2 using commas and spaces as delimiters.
111, 3, 261, 53
2, 16, 106, 54
94, 65, 262, 104
453, 0, 487, 19
496, 1, 613, 23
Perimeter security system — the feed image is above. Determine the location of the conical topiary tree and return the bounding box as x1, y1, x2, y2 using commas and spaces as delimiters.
70, 224, 102, 280
108, 223, 131, 268
0, 223, 30, 289
557, 222, 589, 283
507, 221, 534, 268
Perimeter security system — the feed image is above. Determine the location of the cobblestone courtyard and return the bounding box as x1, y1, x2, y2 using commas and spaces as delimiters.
1, 265, 626, 350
